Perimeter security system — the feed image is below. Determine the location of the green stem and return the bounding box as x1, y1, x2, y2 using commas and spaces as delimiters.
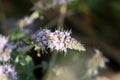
44, 51, 58, 80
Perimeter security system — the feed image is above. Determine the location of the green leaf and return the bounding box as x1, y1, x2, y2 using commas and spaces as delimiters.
34, 45, 40, 51
11, 32, 25, 41
25, 55, 32, 64
23, 38, 33, 45
20, 59, 26, 66
15, 56, 20, 63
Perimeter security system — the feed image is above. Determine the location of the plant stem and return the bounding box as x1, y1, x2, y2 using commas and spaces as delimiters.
44, 51, 57, 80
57, 4, 67, 30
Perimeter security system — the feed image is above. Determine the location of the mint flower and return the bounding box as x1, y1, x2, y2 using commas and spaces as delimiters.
0, 35, 11, 62
32, 29, 85, 53
0, 64, 17, 80
0, 48, 11, 62
32, 29, 50, 52
19, 17, 33, 27
0, 35, 8, 53
87, 49, 108, 75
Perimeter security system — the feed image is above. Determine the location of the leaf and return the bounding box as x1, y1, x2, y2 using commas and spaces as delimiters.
23, 38, 33, 45
11, 32, 25, 41
20, 59, 26, 66
25, 55, 32, 64
15, 56, 19, 63
34, 45, 40, 51
17, 55, 35, 80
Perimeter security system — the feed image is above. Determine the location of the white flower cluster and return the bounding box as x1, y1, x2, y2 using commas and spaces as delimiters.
0, 35, 8, 53
32, 29, 85, 53
48, 30, 71, 52
0, 35, 11, 61
0, 35, 17, 80
87, 49, 108, 75
0, 64, 17, 80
